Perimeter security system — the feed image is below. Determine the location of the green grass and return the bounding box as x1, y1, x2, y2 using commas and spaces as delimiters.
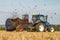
53, 25, 60, 31
0, 27, 6, 30
0, 25, 6, 30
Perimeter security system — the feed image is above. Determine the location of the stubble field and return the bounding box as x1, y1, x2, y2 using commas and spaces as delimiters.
0, 31, 60, 40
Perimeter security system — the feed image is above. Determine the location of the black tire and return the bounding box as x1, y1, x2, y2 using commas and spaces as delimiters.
47, 27, 54, 32
35, 23, 45, 32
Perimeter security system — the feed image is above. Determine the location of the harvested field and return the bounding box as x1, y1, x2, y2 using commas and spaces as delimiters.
0, 31, 60, 40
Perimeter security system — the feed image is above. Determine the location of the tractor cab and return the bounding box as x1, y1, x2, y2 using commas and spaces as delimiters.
32, 14, 48, 23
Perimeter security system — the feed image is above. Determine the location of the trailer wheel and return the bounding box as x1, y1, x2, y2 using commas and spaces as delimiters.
48, 27, 54, 32
36, 23, 45, 32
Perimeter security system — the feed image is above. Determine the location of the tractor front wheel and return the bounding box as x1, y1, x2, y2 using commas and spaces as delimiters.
48, 27, 54, 32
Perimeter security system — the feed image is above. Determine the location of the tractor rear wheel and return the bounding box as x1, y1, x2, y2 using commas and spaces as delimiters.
36, 23, 45, 32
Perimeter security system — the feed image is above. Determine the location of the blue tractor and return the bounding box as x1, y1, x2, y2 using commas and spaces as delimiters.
32, 14, 54, 32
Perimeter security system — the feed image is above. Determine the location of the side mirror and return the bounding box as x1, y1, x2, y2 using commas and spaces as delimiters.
46, 15, 48, 21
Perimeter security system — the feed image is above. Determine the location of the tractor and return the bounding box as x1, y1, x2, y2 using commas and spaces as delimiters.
5, 14, 54, 32
31, 14, 54, 32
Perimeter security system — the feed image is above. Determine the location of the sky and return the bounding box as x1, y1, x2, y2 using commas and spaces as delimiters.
0, 0, 60, 25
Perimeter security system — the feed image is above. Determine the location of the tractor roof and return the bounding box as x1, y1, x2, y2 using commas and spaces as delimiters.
32, 14, 44, 16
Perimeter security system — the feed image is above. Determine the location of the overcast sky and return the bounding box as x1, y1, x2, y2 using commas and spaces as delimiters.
0, 0, 60, 25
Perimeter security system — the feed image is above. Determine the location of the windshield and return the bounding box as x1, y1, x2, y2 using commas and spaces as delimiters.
40, 16, 46, 22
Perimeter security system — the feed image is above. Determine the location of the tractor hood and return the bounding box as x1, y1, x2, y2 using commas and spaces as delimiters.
45, 21, 50, 26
